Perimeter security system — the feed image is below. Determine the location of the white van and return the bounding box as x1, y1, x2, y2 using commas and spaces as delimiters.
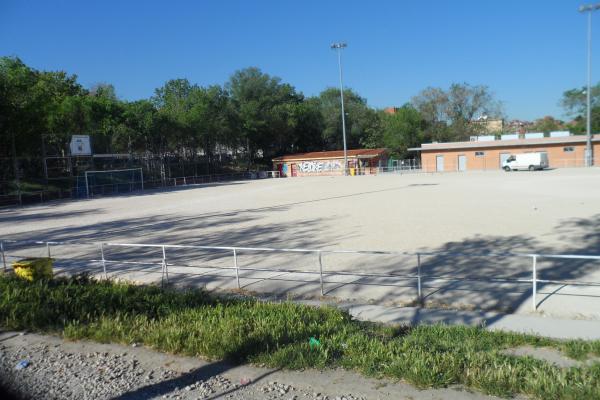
503, 152, 549, 171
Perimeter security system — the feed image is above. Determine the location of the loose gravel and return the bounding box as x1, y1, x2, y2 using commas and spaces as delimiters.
0, 332, 364, 400
0, 331, 495, 400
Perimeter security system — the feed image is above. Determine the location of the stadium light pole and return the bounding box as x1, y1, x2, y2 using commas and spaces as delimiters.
580, 3, 600, 167
331, 42, 348, 175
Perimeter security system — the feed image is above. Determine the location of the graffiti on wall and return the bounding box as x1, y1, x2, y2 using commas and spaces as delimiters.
297, 160, 342, 173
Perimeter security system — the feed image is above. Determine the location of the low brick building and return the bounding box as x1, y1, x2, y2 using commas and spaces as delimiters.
272, 149, 388, 177
410, 135, 600, 172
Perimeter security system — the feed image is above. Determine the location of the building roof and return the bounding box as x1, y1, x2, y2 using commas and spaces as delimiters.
273, 148, 387, 162
408, 134, 600, 152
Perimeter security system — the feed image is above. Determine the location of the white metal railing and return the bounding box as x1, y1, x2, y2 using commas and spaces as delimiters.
1, 238, 599, 311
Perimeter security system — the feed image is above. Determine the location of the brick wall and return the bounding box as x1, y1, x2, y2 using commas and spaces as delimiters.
421, 142, 600, 172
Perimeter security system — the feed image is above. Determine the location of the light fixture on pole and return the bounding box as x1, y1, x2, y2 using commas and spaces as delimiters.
331, 42, 348, 175
579, 3, 600, 167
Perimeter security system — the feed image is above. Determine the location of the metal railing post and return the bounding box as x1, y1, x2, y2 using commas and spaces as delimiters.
1, 241, 7, 273
100, 243, 107, 279
161, 245, 169, 287
233, 248, 240, 289
417, 253, 422, 303
46, 242, 51, 258
318, 251, 324, 296
532, 255, 537, 311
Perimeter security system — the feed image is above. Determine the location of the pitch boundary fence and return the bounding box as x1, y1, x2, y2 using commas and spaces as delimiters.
2, 239, 600, 311
0, 170, 281, 207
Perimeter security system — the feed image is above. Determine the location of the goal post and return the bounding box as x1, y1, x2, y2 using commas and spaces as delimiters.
83, 168, 144, 198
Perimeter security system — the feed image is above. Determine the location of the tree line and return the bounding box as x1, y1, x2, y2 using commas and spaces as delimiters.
0, 55, 594, 178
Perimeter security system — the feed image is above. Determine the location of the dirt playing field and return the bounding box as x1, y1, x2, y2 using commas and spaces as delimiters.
1, 168, 600, 319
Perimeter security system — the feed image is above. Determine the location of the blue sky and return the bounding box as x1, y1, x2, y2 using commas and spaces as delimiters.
0, 0, 595, 120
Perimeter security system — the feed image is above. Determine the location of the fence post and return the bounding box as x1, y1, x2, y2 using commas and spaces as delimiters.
161, 245, 169, 287
85, 172, 90, 199
417, 253, 422, 304
46, 242, 52, 258
1, 241, 7, 273
233, 248, 240, 289
318, 251, 324, 296
100, 243, 107, 279
532, 255, 537, 311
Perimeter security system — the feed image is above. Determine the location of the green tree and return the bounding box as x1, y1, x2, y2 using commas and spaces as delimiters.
227, 67, 302, 165
560, 84, 600, 134
187, 85, 233, 167
560, 84, 600, 117
366, 105, 424, 157
288, 98, 324, 152
411, 83, 503, 142
152, 78, 196, 154
528, 116, 566, 134
113, 100, 161, 154
317, 88, 380, 150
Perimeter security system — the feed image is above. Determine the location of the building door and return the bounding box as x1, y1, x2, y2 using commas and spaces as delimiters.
282, 163, 288, 177
291, 163, 297, 177
500, 153, 511, 169
436, 155, 444, 172
457, 155, 467, 171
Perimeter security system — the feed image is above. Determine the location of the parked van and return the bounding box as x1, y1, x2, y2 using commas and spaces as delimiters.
502, 152, 549, 171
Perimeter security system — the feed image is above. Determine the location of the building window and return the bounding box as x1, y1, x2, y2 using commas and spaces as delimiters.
563, 147, 574, 152
475, 151, 485, 157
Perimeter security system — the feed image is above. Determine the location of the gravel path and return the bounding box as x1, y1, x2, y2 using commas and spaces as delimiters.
0, 331, 497, 400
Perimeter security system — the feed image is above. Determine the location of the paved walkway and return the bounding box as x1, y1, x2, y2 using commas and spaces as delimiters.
329, 303, 600, 340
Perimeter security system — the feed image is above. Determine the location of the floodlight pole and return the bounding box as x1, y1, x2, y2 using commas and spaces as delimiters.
580, 3, 600, 167
331, 42, 348, 175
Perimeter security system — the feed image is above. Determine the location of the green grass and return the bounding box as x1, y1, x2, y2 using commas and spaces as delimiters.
0, 275, 599, 399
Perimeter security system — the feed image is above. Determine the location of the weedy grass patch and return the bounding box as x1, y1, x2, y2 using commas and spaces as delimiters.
0, 275, 599, 399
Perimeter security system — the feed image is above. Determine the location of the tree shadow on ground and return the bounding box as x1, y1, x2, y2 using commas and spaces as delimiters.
2, 189, 600, 321
112, 359, 280, 400
348, 214, 600, 324
0, 202, 352, 294
0, 209, 95, 224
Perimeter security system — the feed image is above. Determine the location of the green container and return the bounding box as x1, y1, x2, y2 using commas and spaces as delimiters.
12, 257, 53, 281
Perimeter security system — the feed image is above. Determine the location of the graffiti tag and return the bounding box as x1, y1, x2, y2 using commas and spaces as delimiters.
297, 160, 342, 173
